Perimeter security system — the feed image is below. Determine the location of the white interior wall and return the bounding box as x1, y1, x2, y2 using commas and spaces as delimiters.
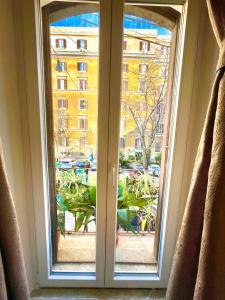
0, 0, 219, 292
177, 1, 219, 229
0, 0, 38, 292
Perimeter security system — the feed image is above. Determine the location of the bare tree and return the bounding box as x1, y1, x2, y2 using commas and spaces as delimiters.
123, 51, 169, 169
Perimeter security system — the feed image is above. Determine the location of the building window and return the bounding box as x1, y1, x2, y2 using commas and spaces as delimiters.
122, 80, 128, 92
41, 0, 185, 284
135, 138, 142, 150
136, 101, 146, 111
120, 119, 126, 130
155, 142, 161, 153
78, 78, 87, 91
79, 137, 87, 148
57, 77, 67, 90
58, 116, 68, 129
159, 103, 165, 117
122, 63, 128, 73
58, 137, 69, 147
58, 99, 68, 109
78, 116, 88, 129
138, 80, 147, 92
160, 66, 168, 78
57, 61, 67, 72
56, 61, 67, 72
119, 138, 125, 149
55, 38, 67, 49
139, 64, 148, 74
77, 62, 88, 72
139, 41, 150, 52
123, 40, 127, 50
156, 123, 164, 135
77, 39, 87, 50
161, 45, 169, 56
121, 101, 128, 111
79, 98, 88, 110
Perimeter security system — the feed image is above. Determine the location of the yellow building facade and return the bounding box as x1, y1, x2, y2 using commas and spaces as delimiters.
50, 26, 170, 159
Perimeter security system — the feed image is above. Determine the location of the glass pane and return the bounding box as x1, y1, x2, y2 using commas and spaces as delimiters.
47, 2, 99, 273
115, 3, 174, 274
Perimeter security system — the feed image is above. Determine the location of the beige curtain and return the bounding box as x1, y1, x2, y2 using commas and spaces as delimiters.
0, 145, 29, 299
166, 0, 225, 299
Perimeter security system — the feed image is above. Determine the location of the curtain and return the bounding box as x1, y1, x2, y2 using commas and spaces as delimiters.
166, 1, 225, 299
0, 145, 29, 300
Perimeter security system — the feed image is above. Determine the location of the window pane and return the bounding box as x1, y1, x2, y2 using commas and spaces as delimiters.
115, 3, 173, 274
48, 2, 99, 273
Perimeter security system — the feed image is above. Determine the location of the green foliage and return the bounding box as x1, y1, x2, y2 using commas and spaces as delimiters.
117, 173, 158, 232
127, 154, 135, 161
56, 169, 158, 234
135, 151, 142, 162
119, 150, 130, 168
57, 210, 65, 235
155, 154, 161, 165
56, 169, 96, 232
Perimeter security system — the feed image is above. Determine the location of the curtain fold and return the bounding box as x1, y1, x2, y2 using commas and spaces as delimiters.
166, 1, 225, 299
0, 144, 29, 300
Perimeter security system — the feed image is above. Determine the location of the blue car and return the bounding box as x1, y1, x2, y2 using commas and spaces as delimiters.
148, 164, 160, 176
73, 160, 90, 168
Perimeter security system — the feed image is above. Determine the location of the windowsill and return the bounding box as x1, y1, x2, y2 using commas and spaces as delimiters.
31, 288, 166, 299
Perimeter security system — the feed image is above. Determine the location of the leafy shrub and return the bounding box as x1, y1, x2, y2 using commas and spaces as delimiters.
155, 154, 161, 165
56, 169, 158, 234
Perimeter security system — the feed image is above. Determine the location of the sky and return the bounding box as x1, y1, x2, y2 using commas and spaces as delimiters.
51, 13, 171, 36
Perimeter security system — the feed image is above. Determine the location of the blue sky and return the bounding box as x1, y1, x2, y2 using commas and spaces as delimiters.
51, 13, 171, 36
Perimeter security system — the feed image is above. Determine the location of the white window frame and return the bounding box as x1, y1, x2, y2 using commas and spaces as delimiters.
78, 78, 87, 91
78, 116, 88, 130
138, 79, 147, 93
122, 63, 128, 73
122, 40, 127, 50
57, 77, 67, 90
105, 0, 203, 289
58, 98, 68, 109
140, 40, 149, 52
77, 39, 87, 50
155, 142, 161, 153
121, 101, 128, 111
119, 137, 125, 149
139, 63, 148, 74
156, 123, 164, 135
121, 79, 128, 92
120, 119, 126, 130
78, 98, 88, 110
77, 61, 87, 72
58, 61, 67, 72
79, 136, 87, 148
23, 0, 204, 289
58, 114, 67, 129
55, 38, 66, 49
135, 138, 142, 150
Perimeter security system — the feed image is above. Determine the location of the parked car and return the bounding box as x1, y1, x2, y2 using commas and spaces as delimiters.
127, 162, 144, 172
72, 160, 90, 169
148, 164, 160, 176
90, 160, 97, 171
56, 161, 73, 170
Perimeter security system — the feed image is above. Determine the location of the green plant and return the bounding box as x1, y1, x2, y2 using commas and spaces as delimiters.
117, 173, 158, 232
155, 154, 161, 165
56, 169, 96, 232
56, 169, 158, 234
119, 150, 130, 168
135, 151, 142, 162
127, 154, 135, 161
